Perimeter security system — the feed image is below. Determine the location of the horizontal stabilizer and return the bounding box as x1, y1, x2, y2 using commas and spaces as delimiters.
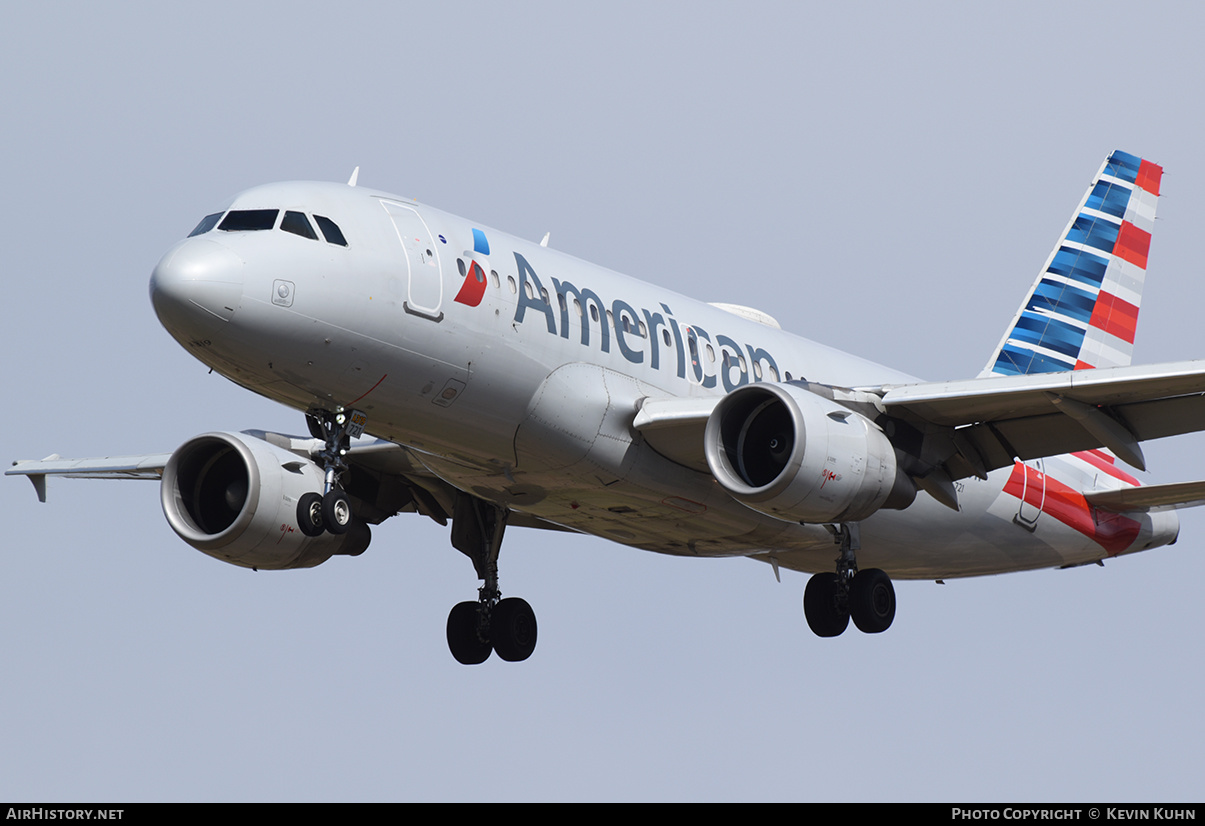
1086, 480, 1205, 513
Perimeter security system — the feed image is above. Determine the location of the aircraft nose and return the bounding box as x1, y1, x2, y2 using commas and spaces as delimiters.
150, 238, 245, 334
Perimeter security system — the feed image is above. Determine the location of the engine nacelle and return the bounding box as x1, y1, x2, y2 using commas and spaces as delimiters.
704, 383, 915, 523
160, 431, 370, 569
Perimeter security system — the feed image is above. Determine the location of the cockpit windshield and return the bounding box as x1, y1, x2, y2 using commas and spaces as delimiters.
219, 210, 279, 232
280, 211, 317, 240
186, 208, 348, 246
314, 215, 348, 246
188, 213, 223, 237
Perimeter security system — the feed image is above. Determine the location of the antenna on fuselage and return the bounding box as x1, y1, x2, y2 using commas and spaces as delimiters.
347, 166, 360, 187
540, 232, 550, 247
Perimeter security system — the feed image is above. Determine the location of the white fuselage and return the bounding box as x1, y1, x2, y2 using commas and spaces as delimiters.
149, 181, 1178, 580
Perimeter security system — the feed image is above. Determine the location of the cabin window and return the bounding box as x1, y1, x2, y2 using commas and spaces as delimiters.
457, 258, 466, 277
220, 209, 278, 232
491, 270, 500, 289
507, 275, 517, 294
662, 329, 671, 346
314, 215, 348, 246
281, 211, 318, 240
188, 212, 223, 237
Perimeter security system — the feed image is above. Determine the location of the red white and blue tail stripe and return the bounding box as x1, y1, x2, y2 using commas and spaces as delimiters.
984, 151, 1162, 377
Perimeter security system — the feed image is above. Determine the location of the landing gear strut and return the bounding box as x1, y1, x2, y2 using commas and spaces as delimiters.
802, 523, 896, 637
296, 407, 364, 536
445, 493, 537, 664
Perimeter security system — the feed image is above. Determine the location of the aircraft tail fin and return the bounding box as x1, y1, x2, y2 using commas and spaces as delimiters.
982, 151, 1162, 377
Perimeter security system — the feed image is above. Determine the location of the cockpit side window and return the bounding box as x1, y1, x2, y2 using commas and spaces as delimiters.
281, 211, 318, 240
188, 212, 224, 237
219, 209, 279, 232
313, 215, 348, 247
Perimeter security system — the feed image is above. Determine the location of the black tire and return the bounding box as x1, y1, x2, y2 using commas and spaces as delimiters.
321, 489, 352, 535
849, 568, 896, 634
296, 492, 324, 537
491, 597, 538, 662
447, 601, 491, 665
803, 572, 849, 638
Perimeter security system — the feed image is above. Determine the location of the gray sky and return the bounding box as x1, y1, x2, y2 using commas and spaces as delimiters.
3, 1, 1204, 802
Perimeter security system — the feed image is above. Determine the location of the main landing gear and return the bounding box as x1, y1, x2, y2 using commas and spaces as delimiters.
803, 523, 896, 638
296, 407, 363, 537
445, 494, 537, 664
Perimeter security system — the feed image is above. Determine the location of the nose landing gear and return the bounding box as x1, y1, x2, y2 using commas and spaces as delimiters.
296, 407, 364, 537
803, 523, 896, 638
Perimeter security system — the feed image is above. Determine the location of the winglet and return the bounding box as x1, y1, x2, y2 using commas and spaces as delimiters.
984, 151, 1162, 377
28, 474, 46, 503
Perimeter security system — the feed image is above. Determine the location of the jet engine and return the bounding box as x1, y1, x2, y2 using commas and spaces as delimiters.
160, 431, 370, 569
704, 383, 915, 523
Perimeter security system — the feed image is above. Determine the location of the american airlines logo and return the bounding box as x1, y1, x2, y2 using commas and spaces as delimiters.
453, 228, 491, 308
448, 228, 785, 392
509, 250, 783, 392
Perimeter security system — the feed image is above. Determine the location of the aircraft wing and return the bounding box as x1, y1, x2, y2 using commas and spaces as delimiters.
872, 359, 1205, 477
632, 360, 1205, 483
6, 435, 458, 524
7, 454, 172, 502
6, 435, 569, 532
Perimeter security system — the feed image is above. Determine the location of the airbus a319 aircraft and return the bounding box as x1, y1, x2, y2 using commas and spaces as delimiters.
13, 151, 1205, 663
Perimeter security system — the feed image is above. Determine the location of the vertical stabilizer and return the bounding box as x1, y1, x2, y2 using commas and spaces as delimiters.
983, 151, 1162, 377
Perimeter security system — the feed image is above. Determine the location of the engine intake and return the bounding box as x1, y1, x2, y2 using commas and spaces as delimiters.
161, 431, 369, 569
704, 384, 914, 523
